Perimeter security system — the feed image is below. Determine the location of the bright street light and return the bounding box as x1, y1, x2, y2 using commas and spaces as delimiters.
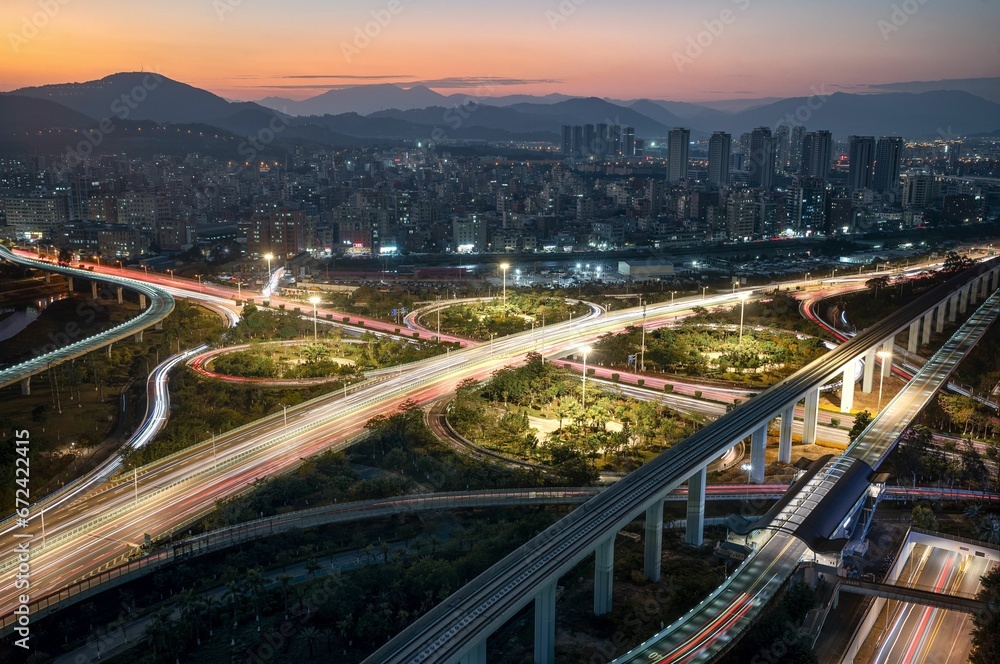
738, 292, 749, 344
580, 346, 592, 410
741, 462, 752, 497
264, 253, 274, 294
499, 263, 510, 308
309, 295, 322, 341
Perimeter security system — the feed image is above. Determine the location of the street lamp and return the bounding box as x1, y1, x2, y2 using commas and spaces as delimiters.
207, 430, 218, 470
117, 260, 124, 274
702, 286, 708, 300
309, 295, 321, 342
94, 255, 101, 268
738, 292, 749, 344
671, 291, 676, 305
499, 263, 510, 308
264, 253, 274, 294
876, 348, 892, 411
167, 269, 174, 282
741, 463, 752, 498
640, 304, 647, 372
195, 274, 203, 290
580, 346, 592, 409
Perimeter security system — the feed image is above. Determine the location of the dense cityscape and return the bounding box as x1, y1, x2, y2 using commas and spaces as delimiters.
2, 2, 1000, 664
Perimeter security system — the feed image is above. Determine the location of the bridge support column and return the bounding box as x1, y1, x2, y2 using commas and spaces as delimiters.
841, 362, 855, 414
982, 275, 991, 299
862, 347, 876, 393
803, 388, 820, 446
935, 302, 945, 333
139, 294, 147, 309
116, 287, 124, 304
534, 582, 556, 664
921, 312, 932, 346
91, 281, 99, 299
907, 320, 919, 353
66, 276, 74, 292
969, 280, 979, 306
645, 500, 664, 579
460, 640, 487, 664
594, 537, 615, 616
20, 377, 30, 396
750, 424, 767, 483
107, 343, 112, 357
685, 468, 706, 547
44, 272, 51, 283
779, 405, 794, 463
133, 331, 143, 343
155, 322, 163, 331
948, 293, 959, 322
959, 285, 969, 314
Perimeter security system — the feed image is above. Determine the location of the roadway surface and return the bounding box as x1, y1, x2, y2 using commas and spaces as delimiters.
0, 247, 175, 390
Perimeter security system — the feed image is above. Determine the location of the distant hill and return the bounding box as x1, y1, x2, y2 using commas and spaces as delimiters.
9, 72, 272, 125
258, 84, 448, 117
0, 95, 95, 134
865, 76, 1000, 105
506, 98, 669, 137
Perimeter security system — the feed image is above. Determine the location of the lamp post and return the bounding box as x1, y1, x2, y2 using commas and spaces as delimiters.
94, 255, 101, 268
117, 260, 124, 275
702, 286, 708, 300
282, 404, 288, 426
196, 274, 203, 291
741, 463, 752, 499
671, 291, 676, 305
876, 348, 892, 411
581, 346, 592, 410
640, 304, 647, 372
499, 263, 509, 308
236, 281, 242, 299
738, 292, 749, 344
309, 295, 321, 342
142, 264, 148, 277
207, 430, 218, 470
167, 268, 174, 282
264, 253, 274, 295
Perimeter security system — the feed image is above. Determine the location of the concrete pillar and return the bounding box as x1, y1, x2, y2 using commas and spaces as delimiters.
460, 640, 487, 664
935, 302, 945, 333
959, 286, 969, 314
91, 281, 99, 298
44, 272, 51, 283
155, 322, 163, 331
982, 275, 990, 299
139, 294, 147, 309
841, 362, 855, 414
921, 312, 932, 346
116, 287, 124, 304
107, 343, 112, 357
67, 276, 74, 292
779, 405, 794, 463
862, 347, 876, 393
969, 279, 979, 305
534, 582, 556, 664
803, 388, 820, 446
20, 377, 31, 396
685, 468, 706, 547
750, 424, 767, 483
594, 537, 615, 616
907, 320, 919, 353
133, 331, 143, 343
948, 293, 959, 322
645, 500, 664, 580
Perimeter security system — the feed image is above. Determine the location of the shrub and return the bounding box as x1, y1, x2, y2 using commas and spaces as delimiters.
587, 368, 595, 377
664, 384, 673, 392
636, 379, 644, 387
830, 417, 841, 427
611, 373, 620, 382
694, 390, 703, 399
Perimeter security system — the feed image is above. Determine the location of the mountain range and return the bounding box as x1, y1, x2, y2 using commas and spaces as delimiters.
3, 73, 999, 158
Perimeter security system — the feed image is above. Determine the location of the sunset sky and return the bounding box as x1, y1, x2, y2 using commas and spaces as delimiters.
2, 0, 997, 101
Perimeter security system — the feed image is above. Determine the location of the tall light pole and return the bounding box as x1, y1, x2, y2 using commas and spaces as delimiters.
167, 269, 174, 282
499, 263, 509, 308
741, 462, 752, 499
236, 281, 242, 299
581, 346, 592, 410
876, 348, 892, 411
207, 430, 218, 470
640, 304, 647, 372
264, 253, 274, 295
738, 292, 749, 344
117, 260, 124, 274
309, 295, 321, 342
702, 286, 708, 300
671, 291, 676, 305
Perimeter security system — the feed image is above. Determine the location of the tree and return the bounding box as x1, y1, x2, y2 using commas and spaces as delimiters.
943, 251, 975, 275
848, 410, 873, 443
866, 276, 890, 300
300, 625, 321, 656
971, 566, 1000, 663
911, 505, 938, 531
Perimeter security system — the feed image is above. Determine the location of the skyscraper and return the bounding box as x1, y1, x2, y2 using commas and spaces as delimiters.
583, 124, 597, 158
667, 128, 691, 184
572, 125, 584, 157
848, 136, 876, 191
707, 131, 732, 188
609, 125, 622, 157
799, 130, 832, 181
873, 136, 904, 193
748, 127, 776, 190
595, 123, 609, 158
774, 125, 791, 172
789, 125, 806, 173
623, 127, 636, 157
561, 125, 573, 156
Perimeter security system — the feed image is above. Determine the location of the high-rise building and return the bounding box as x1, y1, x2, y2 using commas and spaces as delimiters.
873, 136, 904, 193
799, 130, 832, 181
707, 131, 732, 188
623, 127, 636, 157
902, 174, 940, 209
608, 125, 622, 157
595, 123, 609, 158
726, 189, 758, 240
2, 195, 69, 238
561, 125, 573, 156
774, 125, 791, 172
572, 126, 584, 157
583, 125, 597, 158
667, 128, 691, 184
848, 136, 876, 191
748, 127, 776, 190
789, 126, 806, 173
787, 177, 828, 234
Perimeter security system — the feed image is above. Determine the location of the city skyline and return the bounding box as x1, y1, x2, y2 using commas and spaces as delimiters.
2, 0, 998, 101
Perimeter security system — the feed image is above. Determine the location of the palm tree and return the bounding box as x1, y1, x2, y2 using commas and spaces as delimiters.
306, 558, 320, 577
964, 503, 984, 525
980, 514, 1000, 545
320, 626, 336, 652
300, 626, 321, 657
223, 579, 244, 621
277, 574, 293, 617
245, 567, 265, 620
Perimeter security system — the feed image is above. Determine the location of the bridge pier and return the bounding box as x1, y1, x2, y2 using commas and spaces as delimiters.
921, 312, 932, 346
44, 272, 51, 284
935, 302, 945, 333
802, 388, 820, 446
982, 275, 990, 299
779, 405, 794, 463
20, 377, 30, 396
862, 347, 876, 393
645, 500, 664, 579
459, 640, 487, 664
155, 322, 163, 330
959, 285, 969, 314
685, 468, 706, 547
134, 331, 143, 343
840, 362, 855, 414
969, 280, 979, 306
91, 281, 99, 299
116, 286, 124, 304
594, 537, 615, 616
534, 582, 557, 664
66, 276, 74, 292
750, 424, 767, 483
948, 293, 959, 323
139, 293, 147, 309
907, 320, 919, 353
